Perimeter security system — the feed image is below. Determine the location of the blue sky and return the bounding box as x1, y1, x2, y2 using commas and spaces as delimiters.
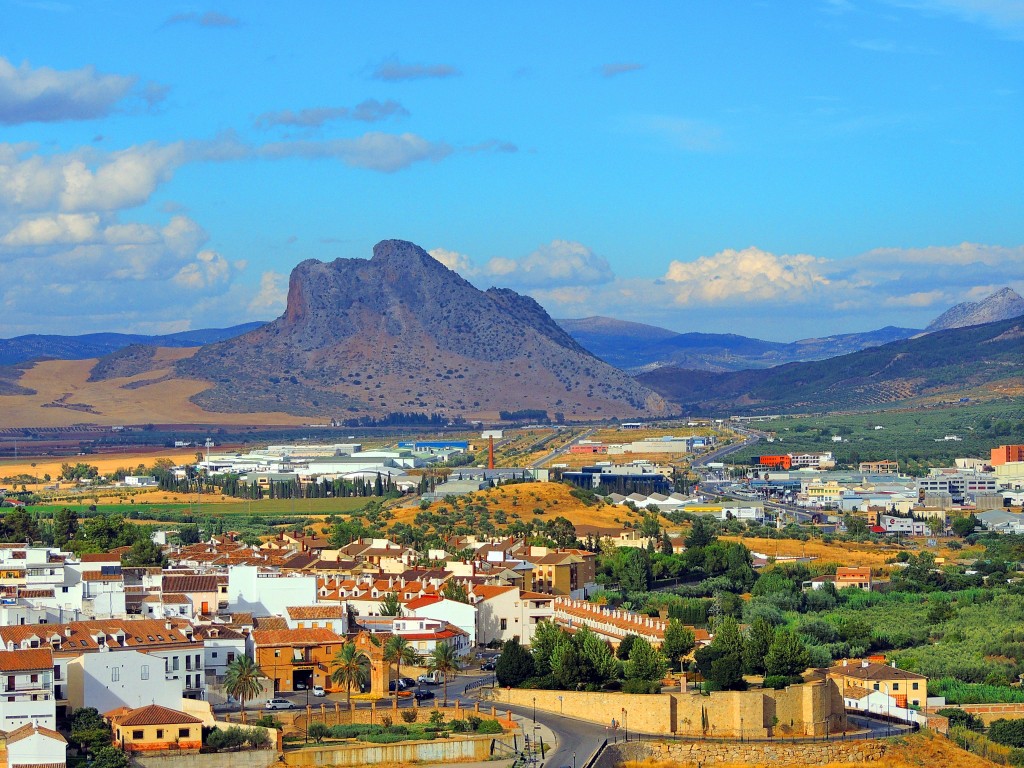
0, 1, 1022, 341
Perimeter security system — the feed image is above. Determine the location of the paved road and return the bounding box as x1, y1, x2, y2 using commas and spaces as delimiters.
692, 426, 761, 469
530, 427, 595, 469
496, 700, 610, 768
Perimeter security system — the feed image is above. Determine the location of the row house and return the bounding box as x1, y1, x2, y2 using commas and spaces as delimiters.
552, 597, 708, 650
0, 618, 206, 717
391, 617, 470, 657
284, 605, 348, 634
403, 596, 477, 647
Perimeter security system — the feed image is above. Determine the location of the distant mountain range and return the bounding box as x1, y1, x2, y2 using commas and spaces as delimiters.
558, 287, 1024, 372
637, 315, 1024, 415
0, 324, 265, 367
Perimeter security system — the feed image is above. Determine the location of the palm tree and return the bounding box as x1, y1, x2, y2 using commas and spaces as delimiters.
378, 591, 403, 616
223, 655, 265, 715
330, 643, 370, 706
427, 643, 461, 706
383, 635, 417, 692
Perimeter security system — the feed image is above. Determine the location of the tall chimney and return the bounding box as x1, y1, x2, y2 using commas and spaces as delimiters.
488, 436, 495, 470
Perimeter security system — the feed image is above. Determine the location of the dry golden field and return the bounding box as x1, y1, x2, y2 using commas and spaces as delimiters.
388, 480, 650, 529
0, 352, 307, 428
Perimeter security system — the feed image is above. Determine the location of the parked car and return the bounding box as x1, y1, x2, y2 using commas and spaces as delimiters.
417, 671, 444, 685
480, 660, 496, 671
312, 685, 326, 697
265, 698, 295, 710
398, 676, 417, 690
295, 682, 307, 690
414, 688, 435, 701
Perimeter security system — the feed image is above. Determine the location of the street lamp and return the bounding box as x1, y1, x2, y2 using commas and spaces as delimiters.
533, 696, 536, 725
621, 708, 628, 742
572, 751, 576, 768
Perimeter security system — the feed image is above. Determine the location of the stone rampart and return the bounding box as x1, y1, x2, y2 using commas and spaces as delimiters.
593, 738, 888, 767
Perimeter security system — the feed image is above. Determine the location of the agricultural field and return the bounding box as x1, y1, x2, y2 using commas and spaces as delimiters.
728, 399, 1024, 473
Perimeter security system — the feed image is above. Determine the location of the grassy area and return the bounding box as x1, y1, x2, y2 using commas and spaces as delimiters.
728, 399, 1024, 472
28, 497, 375, 517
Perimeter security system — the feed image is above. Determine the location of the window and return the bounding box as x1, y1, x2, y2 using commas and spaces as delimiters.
132, 730, 144, 740
274, 650, 280, 657
912, 682, 919, 690
111, 668, 119, 682
892, 682, 899, 691
873, 683, 879, 691
30, 674, 38, 683
141, 665, 149, 681
172, 657, 179, 671
212, 652, 218, 658
156, 729, 164, 739
227, 653, 235, 663
178, 728, 189, 738
500, 619, 507, 631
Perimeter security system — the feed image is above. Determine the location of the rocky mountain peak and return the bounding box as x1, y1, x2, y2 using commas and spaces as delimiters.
926, 287, 1024, 332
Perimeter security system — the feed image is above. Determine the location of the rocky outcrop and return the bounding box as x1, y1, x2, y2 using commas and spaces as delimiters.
927, 287, 1024, 331
176, 239, 666, 420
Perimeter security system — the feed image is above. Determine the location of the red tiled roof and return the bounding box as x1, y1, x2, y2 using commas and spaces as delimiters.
473, 585, 517, 601
0, 619, 197, 654
163, 575, 219, 593
0, 648, 53, 672
80, 553, 120, 562
82, 572, 122, 582
404, 595, 442, 610
116, 704, 203, 727
4, 723, 66, 745
286, 605, 345, 620
251, 628, 342, 647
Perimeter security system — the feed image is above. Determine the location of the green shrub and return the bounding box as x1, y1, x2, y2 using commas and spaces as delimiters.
476, 719, 503, 734
379, 713, 393, 728
400, 709, 418, 724
621, 679, 661, 694
384, 725, 408, 735
449, 719, 468, 732
363, 733, 409, 744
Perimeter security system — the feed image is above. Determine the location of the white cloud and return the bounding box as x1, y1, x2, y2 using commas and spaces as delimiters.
0, 56, 138, 125
484, 240, 615, 288
664, 247, 830, 304
247, 270, 288, 316
172, 249, 231, 290
428, 247, 475, 275
1, 212, 100, 246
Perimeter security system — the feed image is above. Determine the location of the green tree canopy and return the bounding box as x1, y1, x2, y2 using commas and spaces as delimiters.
623, 637, 667, 682
662, 619, 695, 672
495, 637, 535, 687
764, 630, 811, 679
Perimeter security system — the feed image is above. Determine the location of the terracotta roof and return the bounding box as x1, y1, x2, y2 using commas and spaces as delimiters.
286, 605, 345, 620
0, 648, 53, 672
163, 575, 219, 593
80, 553, 120, 562
3, 723, 67, 745
82, 571, 122, 582
117, 704, 203, 727
473, 585, 517, 601
831, 662, 926, 681
404, 595, 442, 611
252, 616, 288, 631
194, 625, 245, 641
16, 589, 54, 599
251, 628, 342, 647
0, 619, 197, 654
519, 591, 555, 601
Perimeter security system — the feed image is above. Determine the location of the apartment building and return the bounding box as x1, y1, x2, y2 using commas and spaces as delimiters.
0, 648, 56, 731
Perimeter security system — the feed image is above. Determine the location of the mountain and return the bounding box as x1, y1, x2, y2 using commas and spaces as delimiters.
637, 315, 1024, 415
172, 240, 666, 420
0, 323, 266, 367
558, 317, 919, 372
926, 287, 1024, 332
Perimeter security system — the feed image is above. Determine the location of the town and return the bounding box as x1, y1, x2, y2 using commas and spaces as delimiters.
0, 422, 1023, 768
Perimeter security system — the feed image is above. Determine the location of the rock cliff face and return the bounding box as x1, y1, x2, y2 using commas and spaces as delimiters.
177, 239, 666, 419
926, 287, 1024, 331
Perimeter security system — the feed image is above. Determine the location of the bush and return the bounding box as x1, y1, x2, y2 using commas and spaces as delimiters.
621, 679, 661, 694
429, 710, 446, 726
989, 719, 1024, 748
384, 724, 408, 734
401, 709, 418, 724
763, 675, 798, 690
306, 722, 329, 744
380, 714, 393, 728
476, 719, 503, 734
363, 733, 409, 744
466, 715, 482, 731
449, 719, 468, 732
936, 708, 984, 731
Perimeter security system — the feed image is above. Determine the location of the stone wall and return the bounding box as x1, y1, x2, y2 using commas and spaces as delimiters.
282, 732, 517, 767
593, 739, 889, 767
132, 750, 279, 768
480, 679, 846, 737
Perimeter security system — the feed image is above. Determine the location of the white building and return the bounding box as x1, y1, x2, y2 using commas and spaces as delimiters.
284, 605, 348, 634
0, 648, 56, 731
227, 566, 317, 617
2, 723, 67, 768
195, 625, 246, 680
403, 596, 477, 648
474, 586, 554, 647
392, 617, 470, 658
66, 648, 183, 714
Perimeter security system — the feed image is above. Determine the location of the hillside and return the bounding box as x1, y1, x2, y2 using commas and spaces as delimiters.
638, 315, 1024, 414
0, 323, 265, 366
174, 239, 666, 421
927, 287, 1024, 331
559, 317, 918, 372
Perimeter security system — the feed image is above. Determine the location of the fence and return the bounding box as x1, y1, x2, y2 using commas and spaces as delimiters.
943, 726, 1024, 766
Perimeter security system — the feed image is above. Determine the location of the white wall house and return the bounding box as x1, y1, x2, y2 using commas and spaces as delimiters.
392, 618, 471, 658
195, 626, 246, 680
67, 648, 183, 714
0, 648, 56, 731
227, 566, 317, 617
3, 723, 67, 768
404, 596, 477, 647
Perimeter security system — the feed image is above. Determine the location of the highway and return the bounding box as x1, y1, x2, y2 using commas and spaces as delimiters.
530, 427, 595, 469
